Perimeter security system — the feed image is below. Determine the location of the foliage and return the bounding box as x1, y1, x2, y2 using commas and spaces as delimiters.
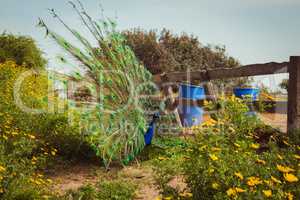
38, 1, 158, 167
183, 96, 300, 200
123, 28, 250, 88
140, 136, 192, 199
0, 33, 46, 69
64, 180, 136, 200
0, 61, 56, 198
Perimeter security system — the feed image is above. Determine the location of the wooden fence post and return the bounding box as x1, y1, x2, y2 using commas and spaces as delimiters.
287, 56, 300, 132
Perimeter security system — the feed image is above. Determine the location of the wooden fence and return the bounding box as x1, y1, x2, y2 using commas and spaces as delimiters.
154, 56, 300, 133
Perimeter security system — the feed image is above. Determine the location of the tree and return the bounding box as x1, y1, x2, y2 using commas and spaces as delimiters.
0, 33, 46, 69
123, 28, 249, 90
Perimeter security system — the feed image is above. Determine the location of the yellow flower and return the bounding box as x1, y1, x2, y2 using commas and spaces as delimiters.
276, 165, 295, 173
209, 154, 218, 161
28, 134, 36, 139
158, 156, 167, 161
0, 165, 6, 172
235, 187, 246, 193
46, 178, 53, 183
179, 192, 192, 197
164, 196, 172, 200
283, 140, 290, 146
51, 150, 56, 156
234, 172, 244, 180
286, 192, 294, 200
226, 187, 245, 197
203, 100, 210, 106
211, 147, 221, 151
277, 154, 283, 160
283, 173, 299, 183
228, 127, 235, 133
234, 143, 241, 148
270, 176, 281, 184
226, 188, 236, 197
250, 143, 260, 149
247, 177, 262, 186
256, 159, 266, 165
264, 179, 271, 185
293, 154, 300, 160
11, 131, 18, 136
212, 182, 219, 189
262, 190, 272, 197
208, 168, 215, 174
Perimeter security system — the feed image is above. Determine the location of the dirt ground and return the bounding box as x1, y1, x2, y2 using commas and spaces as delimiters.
48, 162, 161, 199
259, 113, 287, 132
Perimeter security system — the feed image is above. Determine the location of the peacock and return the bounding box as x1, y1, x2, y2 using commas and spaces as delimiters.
38, 0, 160, 167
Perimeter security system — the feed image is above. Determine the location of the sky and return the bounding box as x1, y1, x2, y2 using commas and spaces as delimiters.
1, 0, 300, 90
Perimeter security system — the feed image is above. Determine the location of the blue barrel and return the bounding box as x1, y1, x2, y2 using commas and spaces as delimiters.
233, 88, 260, 115
233, 88, 260, 101
178, 84, 205, 127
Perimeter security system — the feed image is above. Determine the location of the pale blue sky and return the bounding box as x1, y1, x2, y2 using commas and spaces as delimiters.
1, 0, 299, 90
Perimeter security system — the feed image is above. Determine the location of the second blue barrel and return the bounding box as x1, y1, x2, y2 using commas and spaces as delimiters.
233, 87, 260, 115
178, 84, 205, 127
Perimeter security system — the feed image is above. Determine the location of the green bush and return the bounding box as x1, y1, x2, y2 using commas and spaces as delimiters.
183, 96, 300, 200
64, 180, 136, 200
0, 61, 86, 198
0, 33, 46, 69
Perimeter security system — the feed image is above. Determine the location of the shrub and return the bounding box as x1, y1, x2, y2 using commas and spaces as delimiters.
64, 180, 136, 200
183, 96, 300, 200
0, 33, 46, 69
0, 61, 87, 198
123, 29, 250, 89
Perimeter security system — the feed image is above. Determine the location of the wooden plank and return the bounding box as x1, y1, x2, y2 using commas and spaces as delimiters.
153, 62, 288, 83
287, 56, 300, 131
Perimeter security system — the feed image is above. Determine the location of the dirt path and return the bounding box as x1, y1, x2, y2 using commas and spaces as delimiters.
48, 162, 160, 200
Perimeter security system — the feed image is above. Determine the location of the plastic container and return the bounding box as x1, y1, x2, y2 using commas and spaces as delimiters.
178, 84, 205, 127
233, 88, 260, 115
179, 84, 206, 100
233, 88, 260, 101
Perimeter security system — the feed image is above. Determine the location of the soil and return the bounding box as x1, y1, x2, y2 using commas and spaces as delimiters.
259, 113, 287, 132
48, 161, 167, 199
